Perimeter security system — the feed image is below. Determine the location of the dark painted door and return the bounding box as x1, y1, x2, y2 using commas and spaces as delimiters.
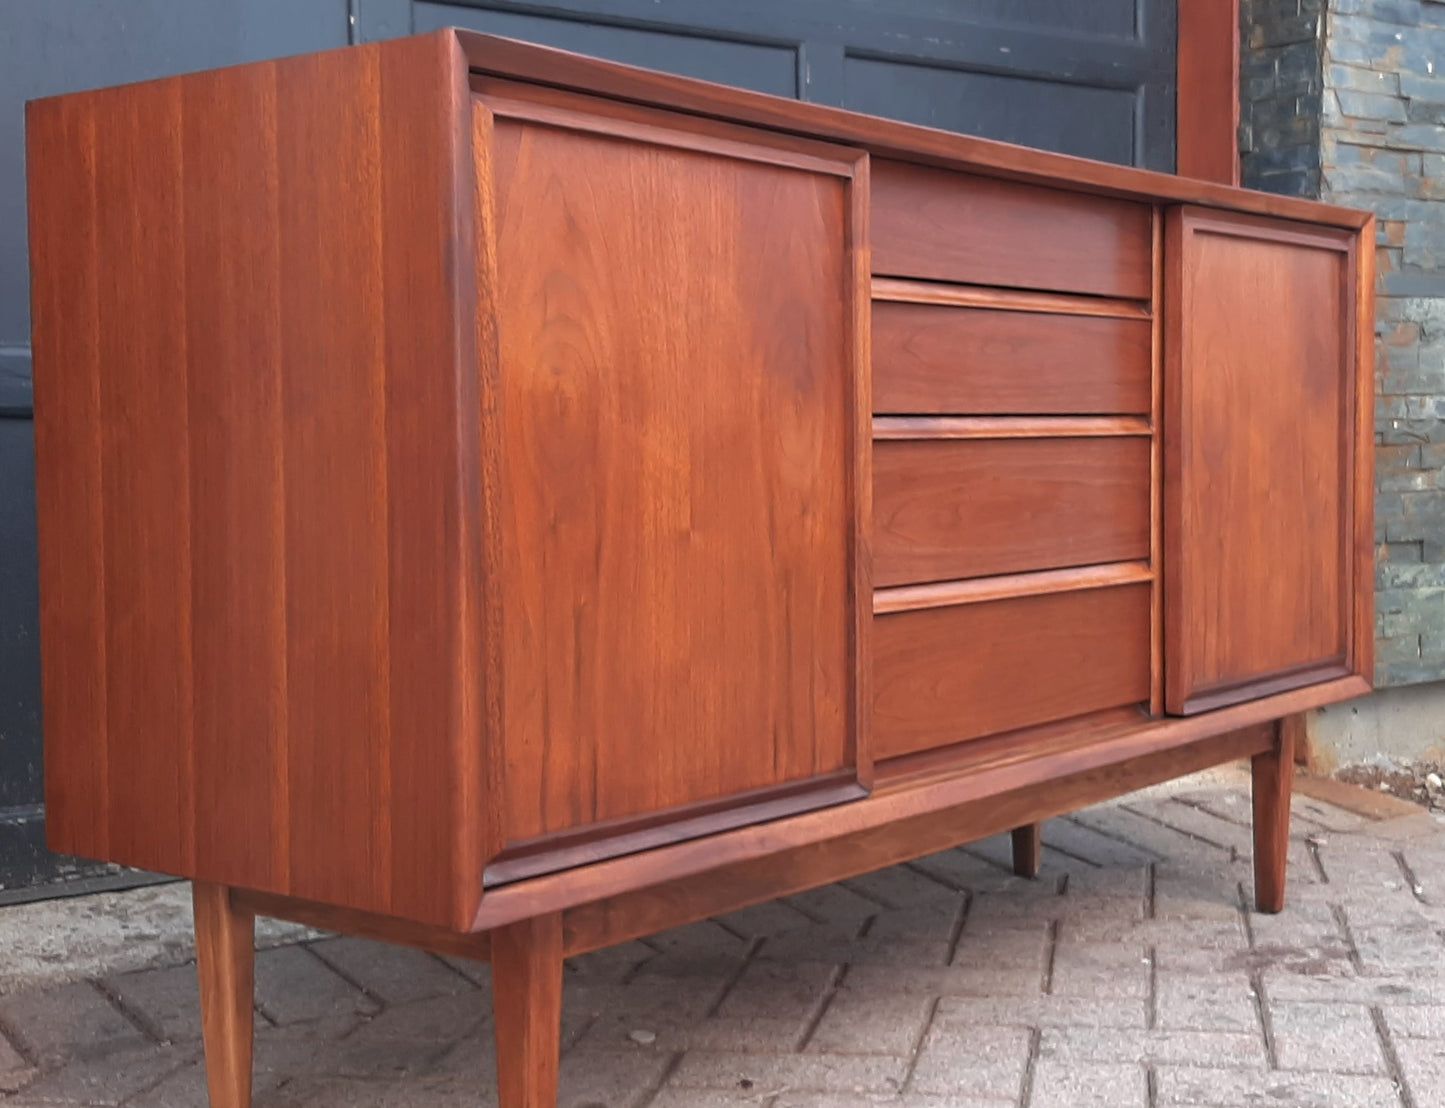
379, 0, 1177, 170
0, 0, 1176, 901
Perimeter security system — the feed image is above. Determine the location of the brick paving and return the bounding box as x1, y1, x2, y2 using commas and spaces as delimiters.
3, 768, 1445, 1106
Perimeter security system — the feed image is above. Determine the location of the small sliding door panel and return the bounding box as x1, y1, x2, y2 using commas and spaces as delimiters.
1164, 208, 1360, 714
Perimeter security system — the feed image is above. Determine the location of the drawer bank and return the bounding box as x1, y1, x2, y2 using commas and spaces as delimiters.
26, 29, 1375, 1108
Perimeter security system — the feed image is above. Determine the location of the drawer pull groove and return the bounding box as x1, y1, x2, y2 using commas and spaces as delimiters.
873, 416, 1152, 440
874, 562, 1153, 615
872, 277, 1151, 320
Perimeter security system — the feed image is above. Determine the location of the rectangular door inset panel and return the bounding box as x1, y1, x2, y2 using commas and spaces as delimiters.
871, 160, 1152, 299
489, 104, 868, 852
1164, 208, 1360, 714
873, 301, 1153, 415
873, 437, 1151, 587
873, 584, 1152, 759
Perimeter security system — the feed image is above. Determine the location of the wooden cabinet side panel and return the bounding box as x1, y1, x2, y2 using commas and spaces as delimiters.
28, 32, 482, 927
490, 114, 862, 843
1164, 208, 1358, 713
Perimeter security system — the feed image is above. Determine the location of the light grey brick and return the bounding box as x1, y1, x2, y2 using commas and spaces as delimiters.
12, 1044, 195, 1107
1270, 1001, 1388, 1074
668, 1050, 907, 1094
1049, 941, 1151, 999
909, 1021, 1030, 1099
805, 988, 931, 1055
1391, 1035, 1445, 1103
1155, 1065, 1402, 1106
932, 995, 1146, 1031
715, 961, 836, 1021
0, 981, 149, 1066
1039, 1027, 1269, 1070
308, 937, 474, 1006
102, 963, 202, 1043
0, 1027, 34, 1094
254, 945, 374, 1026
1029, 1060, 1148, 1108
1155, 973, 1261, 1034
1383, 1003, 1445, 1038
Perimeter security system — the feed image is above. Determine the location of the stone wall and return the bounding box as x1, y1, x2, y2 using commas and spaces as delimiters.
1240, 0, 1325, 195
1241, 0, 1445, 687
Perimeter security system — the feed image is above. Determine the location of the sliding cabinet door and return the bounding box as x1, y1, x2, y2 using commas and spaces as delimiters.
1164, 207, 1372, 715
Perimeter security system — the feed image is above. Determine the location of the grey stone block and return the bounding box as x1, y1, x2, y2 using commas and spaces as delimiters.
1337, 87, 1411, 121
0, 981, 149, 1067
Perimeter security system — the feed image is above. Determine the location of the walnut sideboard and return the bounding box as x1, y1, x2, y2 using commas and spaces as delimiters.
26, 29, 1374, 1108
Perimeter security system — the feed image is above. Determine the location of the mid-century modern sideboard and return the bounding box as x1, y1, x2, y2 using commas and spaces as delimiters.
26, 29, 1374, 1108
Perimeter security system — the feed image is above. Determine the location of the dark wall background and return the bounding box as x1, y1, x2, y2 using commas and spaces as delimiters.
0, 0, 1177, 900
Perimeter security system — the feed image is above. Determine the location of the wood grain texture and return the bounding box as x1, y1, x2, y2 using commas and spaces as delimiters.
233, 887, 492, 962
872, 301, 1153, 415
27, 90, 108, 859
492, 913, 564, 1108
1252, 717, 1297, 913
1149, 207, 1166, 716
559, 723, 1276, 956
462, 34, 1369, 230
1011, 824, 1043, 878
471, 676, 1368, 931
488, 107, 865, 843
1352, 218, 1377, 685
29, 31, 486, 928
873, 562, 1153, 615
873, 438, 1151, 587
193, 884, 255, 1108
872, 584, 1152, 759
872, 416, 1151, 440
871, 159, 1153, 299
1164, 208, 1359, 714
1177, 0, 1241, 185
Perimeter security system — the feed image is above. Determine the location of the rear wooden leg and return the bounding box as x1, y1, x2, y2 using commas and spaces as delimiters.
1252, 716, 1298, 913
1011, 822, 1043, 878
193, 882, 255, 1108
493, 913, 564, 1108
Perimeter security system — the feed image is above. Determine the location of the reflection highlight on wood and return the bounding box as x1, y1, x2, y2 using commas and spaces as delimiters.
874, 562, 1153, 615
872, 416, 1152, 440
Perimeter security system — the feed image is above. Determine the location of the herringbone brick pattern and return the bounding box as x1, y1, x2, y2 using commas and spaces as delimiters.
3, 768, 1445, 1107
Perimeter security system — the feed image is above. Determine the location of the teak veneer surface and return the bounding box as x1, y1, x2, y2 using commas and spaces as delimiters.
1164, 209, 1366, 714
870, 160, 1153, 299
27, 29, 1373, 973
872, 583, 1153, 759
29, 33, 488, 930
25, 29, 1378, 1108
872, 437, 1151, 587
488, 108, 864, 844
872, 300, 1153, 415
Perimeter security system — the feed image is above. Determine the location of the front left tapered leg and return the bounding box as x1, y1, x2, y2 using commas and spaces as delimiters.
193, 882, 256, 1108
1252, 716, 1298, 913
492, 913, 564, 1108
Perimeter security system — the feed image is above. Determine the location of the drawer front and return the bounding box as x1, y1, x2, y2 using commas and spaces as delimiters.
872, 160, 1152, 300
873, 438, 1151, 588
873, 302, 1152, 416
873, 584, 1152, 759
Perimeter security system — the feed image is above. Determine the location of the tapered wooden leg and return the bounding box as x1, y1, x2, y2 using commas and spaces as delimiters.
1252, 716, 1298, 913
493, 912, 564, 1108
1011, 822, 1043, 878
193, 882, 255, 1108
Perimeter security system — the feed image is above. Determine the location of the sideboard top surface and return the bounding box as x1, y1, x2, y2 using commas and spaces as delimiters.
452, 29, 1368, 229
